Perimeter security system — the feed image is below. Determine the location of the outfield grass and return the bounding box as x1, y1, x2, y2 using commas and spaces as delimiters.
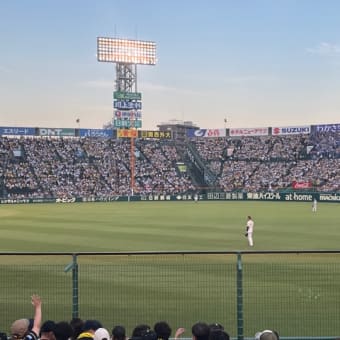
0, 201, 340, 337
0, 201, 339, 252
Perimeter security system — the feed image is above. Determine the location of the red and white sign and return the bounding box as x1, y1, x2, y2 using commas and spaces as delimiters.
292, 181, 312, 189
229, 127, 269, 137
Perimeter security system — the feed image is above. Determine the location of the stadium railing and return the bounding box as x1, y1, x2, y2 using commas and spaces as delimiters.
0, 251, 339, 340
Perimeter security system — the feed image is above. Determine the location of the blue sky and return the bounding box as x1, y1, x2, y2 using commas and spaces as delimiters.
0, 0, 339, 130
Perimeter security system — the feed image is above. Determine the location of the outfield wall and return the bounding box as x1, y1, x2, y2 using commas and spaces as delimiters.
0, 191, 339, 205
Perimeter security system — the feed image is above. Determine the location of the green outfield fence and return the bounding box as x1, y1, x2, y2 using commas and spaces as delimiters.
0, 251, 339, 340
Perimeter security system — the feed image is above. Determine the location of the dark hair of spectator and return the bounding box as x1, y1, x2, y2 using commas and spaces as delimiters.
112, 326, 126, 340
53, 322, 74, 340
83, 320, 102, 332
40, 320, 57, 335
132, 325, 151, 338
70, 318, 84, 340
192, 322, 210, 340
131, 325, 157, 340
208, 324, 224, 331
209, 329, 230, 340
154, 321, 172, 340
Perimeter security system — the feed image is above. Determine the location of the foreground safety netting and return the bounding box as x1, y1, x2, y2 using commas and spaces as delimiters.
0, 252, 339, 339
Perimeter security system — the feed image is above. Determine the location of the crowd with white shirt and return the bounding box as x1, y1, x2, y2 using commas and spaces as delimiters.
0, 137, 195, 199
0, 130, 338, 199
190, 131, 339, 192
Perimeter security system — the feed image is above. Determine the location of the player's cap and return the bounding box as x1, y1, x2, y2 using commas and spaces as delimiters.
255, 330, 278, 340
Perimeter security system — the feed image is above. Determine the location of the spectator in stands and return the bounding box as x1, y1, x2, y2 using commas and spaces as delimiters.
94, 328, 110, 340
70, 318, 84, 340
10, 294, 42, 340
254, 330, 279, 340
131, 325, 157, 340
53, 322, 74, 340
131, 325, 151, 338
191, 322, 210, 340
154, 321, 171, 340
1, 130, 339, 198
208, 329, 229, 340
208, 324, 224, 331
76, 320, 102, 340
40, 320, 56, 340
111, 326, 126, 340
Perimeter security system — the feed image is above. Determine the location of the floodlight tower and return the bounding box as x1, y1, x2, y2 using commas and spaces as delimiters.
97, 37, 157, 194
97, 37, 156, 95
115, 63, 137, 93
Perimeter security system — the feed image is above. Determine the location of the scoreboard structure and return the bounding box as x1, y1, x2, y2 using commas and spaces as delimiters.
97, 37, 157, 130
97, 36, 157, 194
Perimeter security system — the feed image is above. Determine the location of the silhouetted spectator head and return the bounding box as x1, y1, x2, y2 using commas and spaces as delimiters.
132, 325, 151, 338
154, 321, 172, 340
54, 322, 74, 340
208, 324, 224, 332
112, 326, 126, 340
40, 320, 57, 340
209, 329, 229, 340
83, 320, 102, 333
191, 322, 210, 340
255, 330, 279, 340
131, 325, 157, 340
70, 318, 84, 340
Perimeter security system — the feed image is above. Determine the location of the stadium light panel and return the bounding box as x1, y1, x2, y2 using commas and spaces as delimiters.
97, 37, 157, 65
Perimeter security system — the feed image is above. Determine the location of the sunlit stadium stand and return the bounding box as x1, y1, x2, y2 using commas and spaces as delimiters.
0, 125, 339, 200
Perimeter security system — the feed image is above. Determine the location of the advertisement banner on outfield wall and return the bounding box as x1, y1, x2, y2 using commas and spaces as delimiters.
246, 192, 316, 201
315, 123, 340, 132
229, 127, 269, 137
139, 130, 172, 139
79, 129, 113, 138
1, 192, 340, 204
187, 129, 226, 138
117, 129, 138, 138
37, 128, 76, 137
272, 125, 311, 135
0, 127, 35, 136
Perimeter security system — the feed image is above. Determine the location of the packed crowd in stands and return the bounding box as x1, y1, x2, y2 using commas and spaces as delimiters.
191, 131, 339, 192
0, 129, 339, 199
3, 294, 280, 340
0, 138, 195, 199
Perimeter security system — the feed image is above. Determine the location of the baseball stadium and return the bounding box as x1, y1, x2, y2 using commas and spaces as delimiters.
1, 112, 339, 340
1, 6, 340, 340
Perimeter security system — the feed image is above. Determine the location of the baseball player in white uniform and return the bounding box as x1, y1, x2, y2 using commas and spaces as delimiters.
312, 199, 317, 212
245, 215, 254, 247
